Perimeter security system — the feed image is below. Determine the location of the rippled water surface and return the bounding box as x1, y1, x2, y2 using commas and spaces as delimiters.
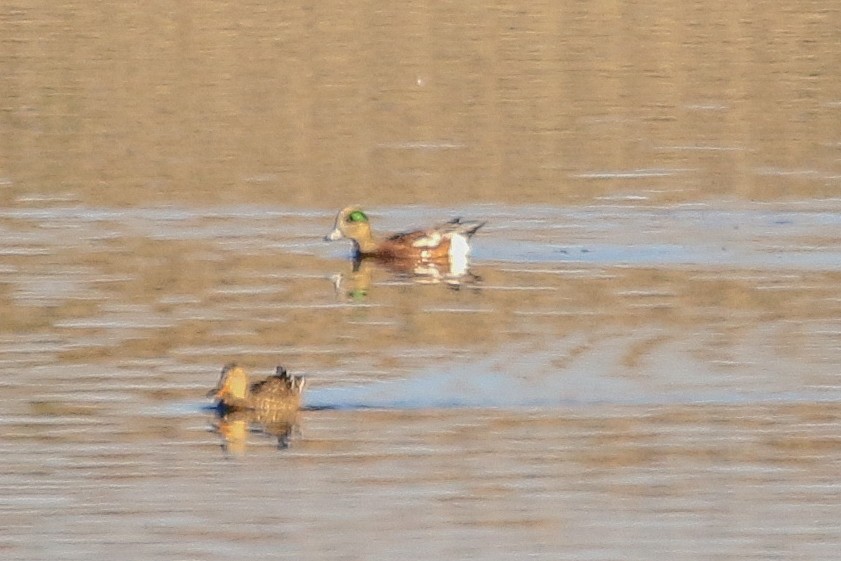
2, 2, 841, 560
3, 202, 840, 560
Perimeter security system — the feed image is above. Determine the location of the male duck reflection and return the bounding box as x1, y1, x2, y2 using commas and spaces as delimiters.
207, 363, 305, 413
324, 206, 485, 267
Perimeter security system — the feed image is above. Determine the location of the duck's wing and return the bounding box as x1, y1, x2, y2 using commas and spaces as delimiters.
408, 218, 486, 249
437, 217, 485, 238
250, 367, 305, 396
385, 228, 430, 245
377, 219, 485, 260
250, 376, 290, 396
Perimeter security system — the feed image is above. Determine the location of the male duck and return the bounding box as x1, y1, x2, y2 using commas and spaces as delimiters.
207, 363, 305, 413
324, 206, 485, 264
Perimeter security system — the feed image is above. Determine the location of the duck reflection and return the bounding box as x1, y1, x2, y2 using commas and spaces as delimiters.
331, 256, 482, 300
207, 363, 305, 454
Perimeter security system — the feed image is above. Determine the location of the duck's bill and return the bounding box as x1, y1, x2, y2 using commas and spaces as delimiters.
324, 228, 344, 241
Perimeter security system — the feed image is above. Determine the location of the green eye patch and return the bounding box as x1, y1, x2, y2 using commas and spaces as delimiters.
348, 210, 368, 223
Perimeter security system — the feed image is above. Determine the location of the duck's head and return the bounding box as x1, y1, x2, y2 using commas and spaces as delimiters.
207, 363, 249, 401
324, 206, 373, 247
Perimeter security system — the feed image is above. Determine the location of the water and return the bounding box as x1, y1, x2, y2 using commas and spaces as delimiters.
2, 2, 841, 560
2, 202, 839, 560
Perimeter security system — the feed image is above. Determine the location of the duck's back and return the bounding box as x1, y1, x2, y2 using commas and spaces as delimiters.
249, 370, 304, 412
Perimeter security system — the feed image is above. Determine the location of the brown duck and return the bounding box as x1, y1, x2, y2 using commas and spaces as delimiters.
324, 206, 485, 262
207, 363, 305, 413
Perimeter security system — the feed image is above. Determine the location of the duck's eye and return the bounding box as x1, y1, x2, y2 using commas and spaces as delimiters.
348, 210, 368, 223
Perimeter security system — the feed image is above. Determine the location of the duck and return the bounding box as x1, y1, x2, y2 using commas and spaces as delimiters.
207, 363, 305, 413
324, 206, 485, 264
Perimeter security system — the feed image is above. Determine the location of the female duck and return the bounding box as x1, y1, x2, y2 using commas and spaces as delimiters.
207, 363, 305, 413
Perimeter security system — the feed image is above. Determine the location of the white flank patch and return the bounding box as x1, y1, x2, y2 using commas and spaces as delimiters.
448, 234, 470, 275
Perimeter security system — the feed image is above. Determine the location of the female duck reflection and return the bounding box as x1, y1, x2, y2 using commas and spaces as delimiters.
207, 363, 306, 453
324, 206, 485, 296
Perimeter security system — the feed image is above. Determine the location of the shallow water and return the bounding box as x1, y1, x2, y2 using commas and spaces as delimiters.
2, 1, 841, 560
2, 202, 840, 560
